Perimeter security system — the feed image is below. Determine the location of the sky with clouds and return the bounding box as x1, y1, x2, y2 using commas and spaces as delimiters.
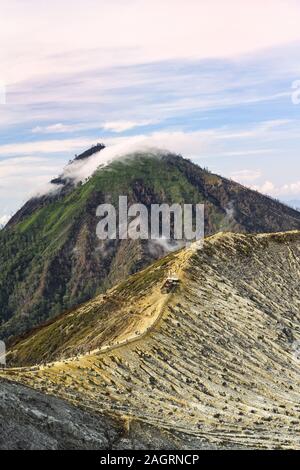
1, 0, 300, 222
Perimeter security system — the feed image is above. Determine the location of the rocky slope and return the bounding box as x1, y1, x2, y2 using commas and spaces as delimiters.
2, 230, 300, 449
1, 379, 225, 450
1, 150, 300, 342
0, 378, 120, 450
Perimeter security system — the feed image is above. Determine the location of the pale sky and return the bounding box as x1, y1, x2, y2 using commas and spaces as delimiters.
1, 0, 300, 222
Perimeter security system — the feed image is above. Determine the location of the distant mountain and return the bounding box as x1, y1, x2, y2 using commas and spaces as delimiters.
286, 199, 300, 211
4, 231, 300, 449
1, 148, 300, 341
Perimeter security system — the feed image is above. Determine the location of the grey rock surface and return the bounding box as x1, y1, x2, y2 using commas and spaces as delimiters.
0, 379, 122, 450
0, 379, 229, 450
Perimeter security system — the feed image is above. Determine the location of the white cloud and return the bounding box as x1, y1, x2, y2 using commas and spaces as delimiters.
252, 180, 300, 197
32, 122, 105, 134
102, 120, 157, 133
55, 139, 166, 184
0, 214, 10, 227
23, 131, 214, 195
33, 127, 268, 188
253, 180, 276, 195
32, 123, 80, 134
0, 155, 63, 214
28, 181, 64, 198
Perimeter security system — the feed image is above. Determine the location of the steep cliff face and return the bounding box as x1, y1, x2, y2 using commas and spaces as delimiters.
1, 151, 300, 341
3, 231, 300, 449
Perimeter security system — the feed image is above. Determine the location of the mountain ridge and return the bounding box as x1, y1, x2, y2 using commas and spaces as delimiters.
1, 150, 300, 342
2, 230, 300, 449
